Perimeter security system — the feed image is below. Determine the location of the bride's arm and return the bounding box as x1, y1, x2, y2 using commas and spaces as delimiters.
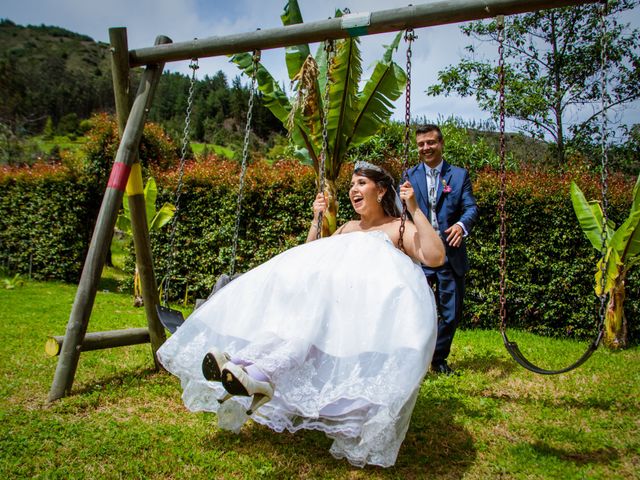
398, 181, 445, 267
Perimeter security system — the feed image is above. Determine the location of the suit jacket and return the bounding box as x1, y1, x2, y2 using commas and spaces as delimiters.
406, 160, 479, 277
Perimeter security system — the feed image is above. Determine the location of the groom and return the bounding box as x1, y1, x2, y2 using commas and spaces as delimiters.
405, 124, 479, 375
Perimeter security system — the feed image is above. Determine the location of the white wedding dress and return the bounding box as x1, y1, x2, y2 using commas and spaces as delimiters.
157, 230, 437, 467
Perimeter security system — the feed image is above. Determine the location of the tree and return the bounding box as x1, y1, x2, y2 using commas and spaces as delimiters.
571, 173, 640, 348
232, 0, 407, 235
427, 1, 640, 163
42, 116, 54, 140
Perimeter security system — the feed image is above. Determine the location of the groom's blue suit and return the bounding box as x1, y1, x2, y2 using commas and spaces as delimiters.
406, 160, 479, 366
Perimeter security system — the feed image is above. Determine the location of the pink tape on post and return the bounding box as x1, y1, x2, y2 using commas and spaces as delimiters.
106, 162, 132, 192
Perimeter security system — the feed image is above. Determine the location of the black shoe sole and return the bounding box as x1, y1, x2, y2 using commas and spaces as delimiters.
221, 369, 250, 396
202, 353, 223, 381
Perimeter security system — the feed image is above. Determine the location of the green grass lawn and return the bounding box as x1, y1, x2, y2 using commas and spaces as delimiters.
1, 278, 638, 479
34, 134, 87, 154
191, 142, 236, 160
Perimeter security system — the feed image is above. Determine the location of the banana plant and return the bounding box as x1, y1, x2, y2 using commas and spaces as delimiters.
232, 0, 407, 235
116, 177, 175, 305
570, 174, 640, 348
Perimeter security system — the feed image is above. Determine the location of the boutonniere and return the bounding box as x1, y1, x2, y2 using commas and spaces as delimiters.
442, 179, 452, 194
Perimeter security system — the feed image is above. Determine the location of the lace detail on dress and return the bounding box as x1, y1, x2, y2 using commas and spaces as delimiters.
156, 229, 437, 467
240, 339, 427, 467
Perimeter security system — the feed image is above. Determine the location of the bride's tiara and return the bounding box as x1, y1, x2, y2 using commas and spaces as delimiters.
354, 161, 384, 173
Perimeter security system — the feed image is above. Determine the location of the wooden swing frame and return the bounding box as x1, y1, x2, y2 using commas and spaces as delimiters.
47, 0, 598, 401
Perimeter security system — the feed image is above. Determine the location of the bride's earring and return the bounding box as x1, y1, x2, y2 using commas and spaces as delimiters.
377, 196, 382, 203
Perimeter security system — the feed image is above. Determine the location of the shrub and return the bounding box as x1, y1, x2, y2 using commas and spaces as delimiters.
0, 156, 637, 343
347, 119, 508, 176
0, 163, 92, 281
82, 113, 180, 184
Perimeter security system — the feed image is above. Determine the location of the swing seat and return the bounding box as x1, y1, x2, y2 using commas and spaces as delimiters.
159, 274, 243, 332
156, 305, 185, 334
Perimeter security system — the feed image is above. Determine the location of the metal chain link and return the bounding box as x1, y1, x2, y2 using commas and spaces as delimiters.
595, 1, 610, 340
230, 50, 261, 275
398, 28, 415, 253
316, 40, 334, 240
497, 8, 609, 374
499, 5, 609, 354
496, 16, 508, 332
163, 58, 199, 305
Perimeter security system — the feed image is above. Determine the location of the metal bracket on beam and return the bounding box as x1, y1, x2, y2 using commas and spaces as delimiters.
341, 12, 371, 37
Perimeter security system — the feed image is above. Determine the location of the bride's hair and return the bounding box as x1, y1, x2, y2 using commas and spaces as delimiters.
353, 161, 401, 218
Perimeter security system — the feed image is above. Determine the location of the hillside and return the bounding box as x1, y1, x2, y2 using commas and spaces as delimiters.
0, 18, 284, 147
0, 19, 114, 133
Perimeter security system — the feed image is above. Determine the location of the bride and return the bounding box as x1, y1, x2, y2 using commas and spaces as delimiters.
157, 161, 444, 467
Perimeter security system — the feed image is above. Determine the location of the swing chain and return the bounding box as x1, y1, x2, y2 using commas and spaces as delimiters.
497, 16, 508, 332
498, 7, 609, 374
230, 49, 261, 275
596, 0, 610, 338
398, 28, 415, 253
164, 57, 199, 306
316, 40, 335, 240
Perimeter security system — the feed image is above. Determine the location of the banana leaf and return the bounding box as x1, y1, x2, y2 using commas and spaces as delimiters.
230, 51, 318, 165
230, 52, 290, 124
230, 2, 405, 182
326, 37, 362, 178
612, 209, 640, 261
632, 172, 640, 214
595, 248, 620, 295
144, 177, 158, 228
350, 31, 406, 146
116, 177, 175, 233
605, 174, 640, 261
150, 203, 176, 231
570, 181, 612, 250
116, 200, 131, 233
281, 0, 311, 80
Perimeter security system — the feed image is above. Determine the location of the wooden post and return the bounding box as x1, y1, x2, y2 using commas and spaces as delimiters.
45, 328, 151, 357
48, 36, 168, 402
110, 28, 167, 368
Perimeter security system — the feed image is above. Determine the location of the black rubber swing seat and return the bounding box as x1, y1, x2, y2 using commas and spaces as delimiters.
500, 329, 604, 375
156, 305, 185, 334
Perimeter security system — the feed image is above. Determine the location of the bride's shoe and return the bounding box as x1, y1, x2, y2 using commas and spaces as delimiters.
202, 347, 231, 382
221, 362, 274, 415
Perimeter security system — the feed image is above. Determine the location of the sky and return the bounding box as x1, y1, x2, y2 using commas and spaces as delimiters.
3, 0, 639, 140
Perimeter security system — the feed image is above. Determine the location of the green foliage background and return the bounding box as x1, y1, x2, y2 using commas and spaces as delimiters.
1, 157, 637, 344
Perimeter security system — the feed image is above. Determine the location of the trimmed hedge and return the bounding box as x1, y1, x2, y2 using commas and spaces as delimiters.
468, 168, 638, 342
1, 158, 637, 343
0, 164, 93, 282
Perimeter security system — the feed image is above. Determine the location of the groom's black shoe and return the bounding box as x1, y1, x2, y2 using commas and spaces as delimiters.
431, 361, 457, 376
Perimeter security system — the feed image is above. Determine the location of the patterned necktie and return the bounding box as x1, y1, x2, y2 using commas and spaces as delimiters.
428, 168, 439, 232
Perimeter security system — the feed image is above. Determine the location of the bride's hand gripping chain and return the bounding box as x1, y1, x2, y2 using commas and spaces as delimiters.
307, 191, 328, 243
312, 191, 327, 219
399, 180, 419, 215
399, 180, 445, 268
